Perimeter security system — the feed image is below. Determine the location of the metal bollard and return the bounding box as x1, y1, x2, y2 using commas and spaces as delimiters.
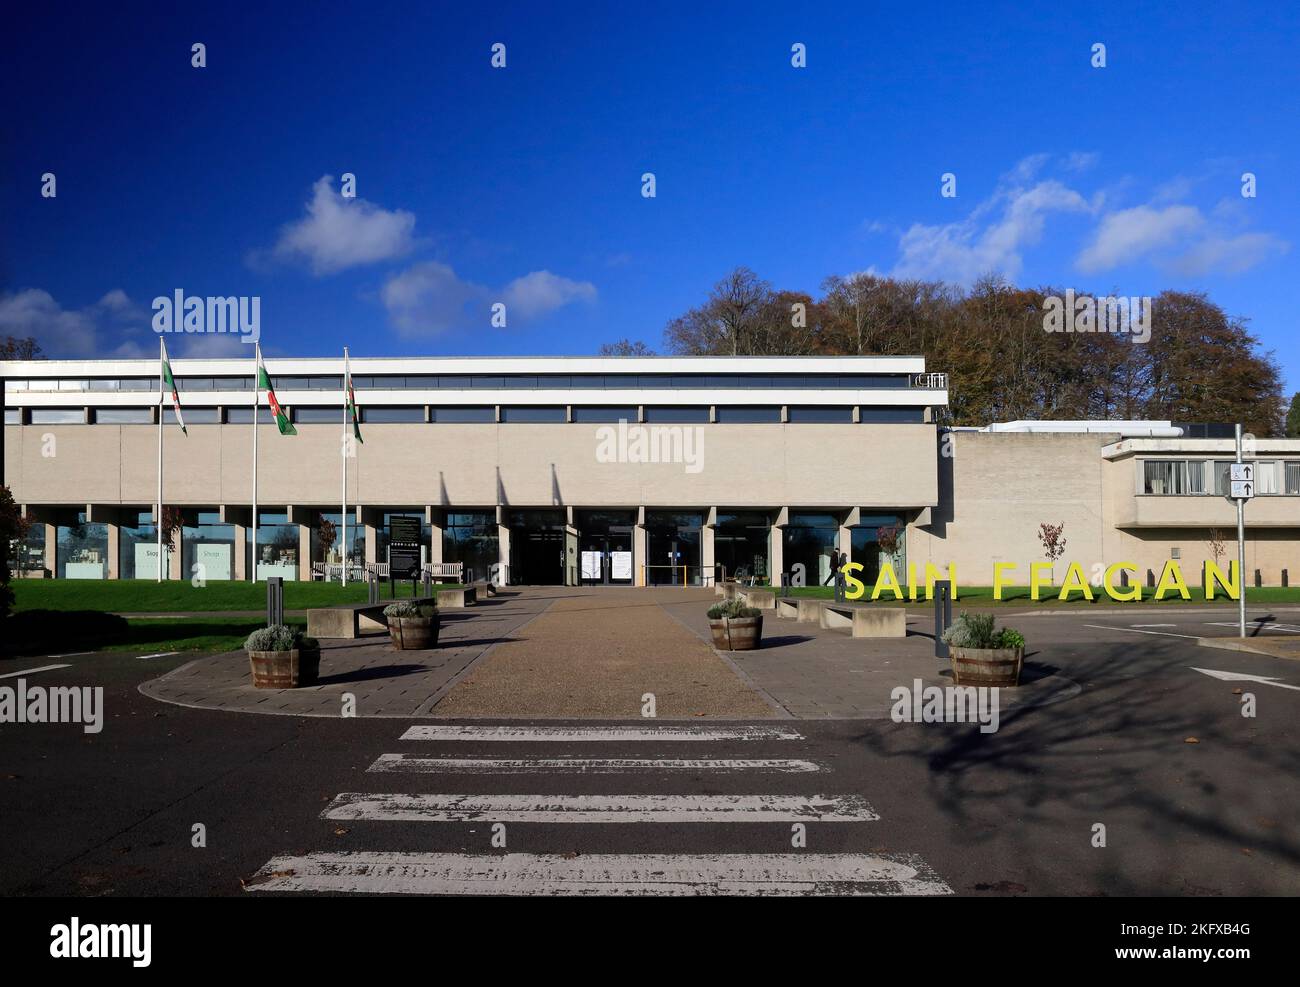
368, 572, 379, 605
266, 576, 284, 627
422, 572, 432, 598
933, 580, 953, 659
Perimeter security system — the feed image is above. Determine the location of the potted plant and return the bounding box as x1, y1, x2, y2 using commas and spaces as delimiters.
941, 612, 1025, 686
384, 600, 439, 650
245, 624, 320, 688
706, 598, 764, 651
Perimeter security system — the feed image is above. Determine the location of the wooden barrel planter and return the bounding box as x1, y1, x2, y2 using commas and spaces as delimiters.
949, 646, 1024, 687
388, 615, 439, 650
248, 647, 320, 689
708, 615, 763, 651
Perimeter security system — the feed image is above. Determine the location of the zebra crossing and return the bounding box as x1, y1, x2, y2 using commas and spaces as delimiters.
245, 723, 953, 896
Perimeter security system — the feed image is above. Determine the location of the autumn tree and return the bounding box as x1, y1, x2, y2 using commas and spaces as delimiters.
598, 339, 655, 356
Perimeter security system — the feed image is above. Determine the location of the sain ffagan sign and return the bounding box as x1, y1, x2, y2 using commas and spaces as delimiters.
842, 560, 1242, 602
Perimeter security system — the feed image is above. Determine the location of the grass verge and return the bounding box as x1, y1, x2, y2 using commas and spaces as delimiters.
12, 579, 463, 613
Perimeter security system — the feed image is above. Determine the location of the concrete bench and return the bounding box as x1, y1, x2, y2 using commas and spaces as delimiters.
775, 597, 799, 619
819, 603, 906, 638
436, 587, 477, 608
307, 596, 442, 639
737, 588, 776, 610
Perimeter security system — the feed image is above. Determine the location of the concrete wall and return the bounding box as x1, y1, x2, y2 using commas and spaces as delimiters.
4, 421, 940, 509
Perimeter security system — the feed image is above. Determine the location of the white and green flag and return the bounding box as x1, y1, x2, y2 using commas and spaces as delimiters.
160, 337, 186, 434
257, 350, 297, 436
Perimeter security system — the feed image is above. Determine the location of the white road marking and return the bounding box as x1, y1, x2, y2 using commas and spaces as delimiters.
135, 651, 180, 660
1191, 667, 1300, 692
1082, 624, 1200, 639
368, 754, 823, 774
45, 652, 92, 659
245, 851, 951, 896
399, 725, 804, 742
0, 663, 71, 680
1132, 624, 1177, 628
322, 792, 877, 823
1204, 621, 1300, 634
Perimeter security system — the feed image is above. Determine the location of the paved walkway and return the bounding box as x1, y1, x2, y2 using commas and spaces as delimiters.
140, 586, 1080, 720
433, 588, 776, 718
140, 591, 554, 717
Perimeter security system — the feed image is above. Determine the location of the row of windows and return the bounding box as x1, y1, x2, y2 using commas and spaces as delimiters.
5, 405, 927, 426
4, 372, 916, 393
1142, 459, 1300, 495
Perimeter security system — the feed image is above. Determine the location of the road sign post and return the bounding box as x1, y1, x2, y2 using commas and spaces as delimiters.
1234, 425, 1248, 638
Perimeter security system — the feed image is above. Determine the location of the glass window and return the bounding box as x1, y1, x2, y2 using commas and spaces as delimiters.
249, 511, 300, 580
715, 406, 781, 424
11, 520, 45, 573
1144, 461, 1187, 495
312, 511, 365, 568
787, 406, 853, 424
1255, 461, 1278, 495
362, 407, 424, 423
4, 380, 26, 392
850, 518, 906, 586
57, 379, 90, 391
643, 406, 709, 424
572, 406, 638, 423
177, 377, 215, 391
500, 406, 565, 423
117, 378, 158, 392
1285, 462, 1300, 495
859, 406, 926, 423
4, 409, 21, 425
294, 407, 344, 424
714, 512, 771, 584
164, 407, 220, 425
30, 409, 84, 424
119, 510, 159, 579
225, 408, 278, 424
433, 406, 494, 423
94, 408, 153, 424
783, 517, 841, 588
184, 516, 236, 581
443, 510, 499, 583
57, 515, 109, 579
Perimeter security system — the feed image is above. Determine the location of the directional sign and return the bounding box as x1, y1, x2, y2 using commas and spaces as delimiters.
1230, 463, 1254, 482
1230, 479, 1254, 499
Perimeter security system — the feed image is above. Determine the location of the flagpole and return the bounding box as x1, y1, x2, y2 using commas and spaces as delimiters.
157, 338, 164, 583
251, 343, 260, 583
341, 348, 349, 588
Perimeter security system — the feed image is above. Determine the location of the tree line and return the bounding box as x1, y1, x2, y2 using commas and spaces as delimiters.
601, 268, 1295, 437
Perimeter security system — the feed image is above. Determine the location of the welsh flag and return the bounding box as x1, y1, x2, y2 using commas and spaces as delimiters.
257, 349, 297, 436
160, 338, 186, 434
344, 348, 362, 444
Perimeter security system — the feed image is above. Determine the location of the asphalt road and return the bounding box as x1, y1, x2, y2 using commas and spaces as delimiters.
1, 609, 1297, 896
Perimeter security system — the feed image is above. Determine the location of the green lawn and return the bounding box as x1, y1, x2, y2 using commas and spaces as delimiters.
12, 579, 464, 613
781, 584, 1300, 606
104, 617, 310, 654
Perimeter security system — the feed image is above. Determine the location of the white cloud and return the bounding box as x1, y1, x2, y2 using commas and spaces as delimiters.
381, 263, 597, 336
891, 173, 1091, 284
0, 288, 150, 358
271, 175, 416, 275
1076, 204, 1204, 273
1076, 203, 1288, 275
499, 271, 596, 320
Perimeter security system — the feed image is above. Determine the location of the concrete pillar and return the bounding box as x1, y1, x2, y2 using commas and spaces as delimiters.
701, 524, 715, 584
298, 522, 312, 581
169, 533, 183, 580
42, 522, 57, 576
768, 518, 783, 586
365, 523, 377, 566
106, 522, 120, 579
428, 509, 444, 565
232, 524, 247, 580
634, 523, 648, 586
497, 524, 511, 584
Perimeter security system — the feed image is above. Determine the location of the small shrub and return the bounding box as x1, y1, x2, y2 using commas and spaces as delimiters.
941, 612, 997, 648
244, 624, 302, 652
707, 599, 762, 619
996, 628, 1025, 649
383, 601, 436, 619
298, 635, 320, 651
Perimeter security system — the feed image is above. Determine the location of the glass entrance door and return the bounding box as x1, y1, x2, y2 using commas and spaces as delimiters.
580, 532, 633, 585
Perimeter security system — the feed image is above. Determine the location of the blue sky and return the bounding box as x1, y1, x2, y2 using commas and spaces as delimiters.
4, 1, 1297, 390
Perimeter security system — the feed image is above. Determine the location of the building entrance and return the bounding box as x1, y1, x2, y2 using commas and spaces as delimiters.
506, 510, 566, 585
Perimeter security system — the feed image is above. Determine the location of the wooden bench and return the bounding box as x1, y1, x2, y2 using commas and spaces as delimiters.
819, 602, 906, 638
423, 562, 464, 583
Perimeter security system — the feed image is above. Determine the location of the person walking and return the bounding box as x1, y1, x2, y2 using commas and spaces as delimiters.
832, 546, 848, 602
